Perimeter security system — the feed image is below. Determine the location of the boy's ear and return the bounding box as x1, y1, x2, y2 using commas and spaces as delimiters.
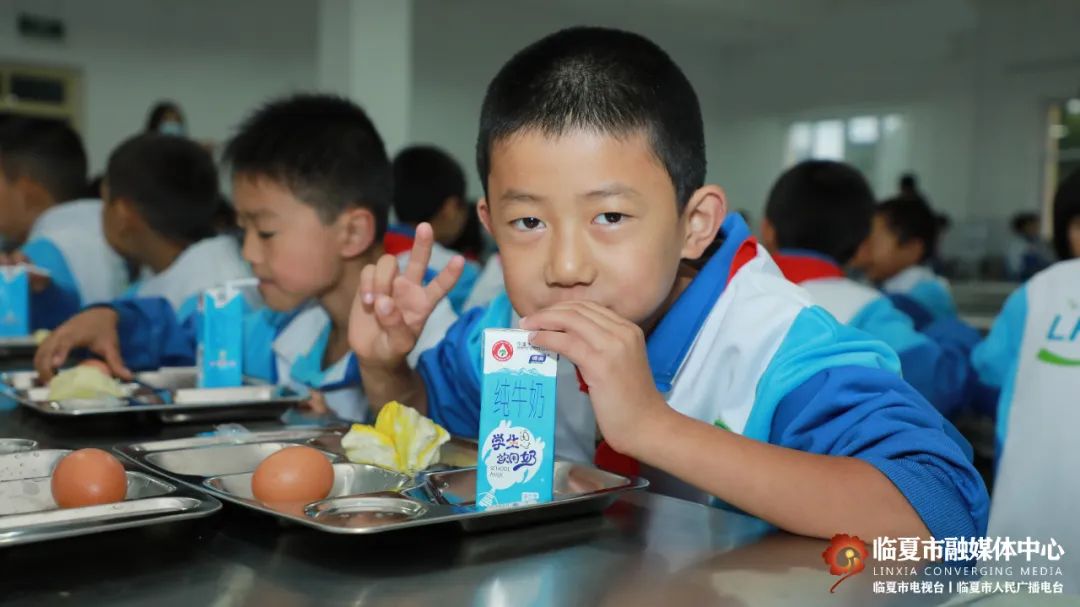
680, 185, 727, 261
477, 197, 493, 236
106, 197, 150, 253
338, 206, 377, 258
899, 239, 926, 266
13, 175, 52, 211
438, 195, 463, 218
112, 198, 146, 233
849, 236, 872, 270
760, 217, 778, 252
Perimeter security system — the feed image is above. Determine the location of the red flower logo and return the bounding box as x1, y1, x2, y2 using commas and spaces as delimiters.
822, 533, 868, 593
492, 340, 513, 362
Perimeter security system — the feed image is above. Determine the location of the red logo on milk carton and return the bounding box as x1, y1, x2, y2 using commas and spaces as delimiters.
492, 340, 514, 362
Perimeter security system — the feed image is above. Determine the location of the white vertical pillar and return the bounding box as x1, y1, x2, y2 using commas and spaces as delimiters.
317, 0, 413, 155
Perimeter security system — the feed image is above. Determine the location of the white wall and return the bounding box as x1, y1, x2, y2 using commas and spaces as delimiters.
317, 0, 413, 154
694, 0, 980, 224
408, 0, 982, 212
3, 0, 1077, 258
0, 0, 318, 173
408, 0, 1080, 255
968, 0, 1080, 223
409, 0, 721, 199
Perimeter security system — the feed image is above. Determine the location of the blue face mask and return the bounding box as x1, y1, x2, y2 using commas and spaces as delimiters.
158, 120, 186, 137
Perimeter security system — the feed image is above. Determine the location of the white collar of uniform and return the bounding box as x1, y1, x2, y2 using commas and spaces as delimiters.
395, 240, 457, 272
883, 265, 941, 293
798, 276, 882, 325
136, 235, 247, 310
271, 304, 352, 386
427, 242, 457, 271
25, 198, 126, 304
28, 199, 103, 240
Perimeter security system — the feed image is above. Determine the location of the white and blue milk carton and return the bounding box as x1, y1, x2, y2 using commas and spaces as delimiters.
476, 329, 557, 510
0, 266, 30, 338
197, 281, 245, 388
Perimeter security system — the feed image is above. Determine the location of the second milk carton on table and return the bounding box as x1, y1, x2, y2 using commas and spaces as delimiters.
0, 266, 29, 338
476, 329, 557, 510
197, 282, 245, 388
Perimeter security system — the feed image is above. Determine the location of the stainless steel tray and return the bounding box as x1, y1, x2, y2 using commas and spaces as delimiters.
0, 438, 38, 455
0, 336, 37, 359
1, 366, 307, 423
116, 429, 647, 535
0, 444, 221, 547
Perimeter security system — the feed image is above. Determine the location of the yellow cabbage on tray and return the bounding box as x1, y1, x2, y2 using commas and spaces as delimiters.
47, 366, 125, 401
341, 401, 450, 475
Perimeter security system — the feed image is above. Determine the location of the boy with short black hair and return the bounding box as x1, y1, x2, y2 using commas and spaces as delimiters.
854, 195, 956, 327
388, 145, 481, 313
762, 160, 972, 417
34, 95, 456, 421
102, 133, 248, 311
37, 134, 249, 373
351, 27, 988, 540
0, 118, 126, 328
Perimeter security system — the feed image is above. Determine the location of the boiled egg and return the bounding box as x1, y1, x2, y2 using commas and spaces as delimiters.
251, 446, 334, 504
51, 448, 128, 508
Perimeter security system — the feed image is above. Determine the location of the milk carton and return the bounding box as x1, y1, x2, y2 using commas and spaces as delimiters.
197, 281, 246, 388
476, 329, 557, 509
0, 266, 30, 337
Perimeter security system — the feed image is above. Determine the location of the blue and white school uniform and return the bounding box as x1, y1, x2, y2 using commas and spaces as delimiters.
882, 265, 958, 328
384, 224, 480, 314
126, 234, 251, 318
419, 215, 989, 539
22, 199, 127, 329
972, 258, 1080, 451
772, 250, 972, 417
971, 259, 1080, 591
107, 290, 458, 422
463, 254, 505, 311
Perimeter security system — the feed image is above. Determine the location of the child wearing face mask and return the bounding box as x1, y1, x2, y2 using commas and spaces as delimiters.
145, 101, 188, 137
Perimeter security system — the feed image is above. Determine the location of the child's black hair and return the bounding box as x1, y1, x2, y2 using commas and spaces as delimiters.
223, 94, 391, 239
393, 145, 466, 225
765, 160, 875, 264
1010, 211, 1039, 235
877, 195, 939, 262
144, 101, 184, 133
106, 134, 220, 243
476, 26, 705, 208
0, 117, 87, 203
446, 201, 487, 260
1053, 168, 1080, 260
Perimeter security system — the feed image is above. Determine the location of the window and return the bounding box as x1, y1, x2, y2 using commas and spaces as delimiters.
0, 63, 82, 129
1043, 99, 1080, 230
785, 114, 909, 196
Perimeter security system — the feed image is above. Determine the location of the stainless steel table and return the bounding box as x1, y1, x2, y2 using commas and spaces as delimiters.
0, 402, 957, 606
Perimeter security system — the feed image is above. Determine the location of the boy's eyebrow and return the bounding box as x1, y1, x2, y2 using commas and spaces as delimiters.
498, 184, 642, 203
581, 184, 641, 200
498, 189, 545, 203
239, 209, 277, 220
